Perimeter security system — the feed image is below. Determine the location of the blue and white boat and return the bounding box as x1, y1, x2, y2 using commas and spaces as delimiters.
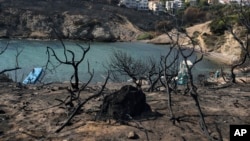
22, 67, 43, 84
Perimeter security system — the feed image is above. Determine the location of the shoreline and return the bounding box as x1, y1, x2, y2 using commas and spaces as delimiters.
1, 37, 247, 74
144, 33, 234, 65
0, 37, 233, 66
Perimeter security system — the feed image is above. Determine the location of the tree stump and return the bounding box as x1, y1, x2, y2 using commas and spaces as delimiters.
99, 85, 151, 120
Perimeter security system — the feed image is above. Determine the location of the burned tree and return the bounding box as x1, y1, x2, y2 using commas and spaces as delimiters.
108, 50, 149, 89
163, 12, 217, 140
46, 39, 90, 90
42, 28, 113, 133
176, 35, 213, 139
45, 40, 103, 133
146, 57, 162, 92
159, 46, 179, 122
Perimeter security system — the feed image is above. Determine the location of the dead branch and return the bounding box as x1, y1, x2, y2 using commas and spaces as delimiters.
165, 13, 216, 140
147, 57, 162, 92
159, 46, 179, 123
55, 71, 110, 133
0, 42, 22, 75
0, 67, 21, 75
230, 53, 248, 83
14, 46, 24, 82
108, 50, 148, 89
0, 42, 9, 55
46, 43, 90, 90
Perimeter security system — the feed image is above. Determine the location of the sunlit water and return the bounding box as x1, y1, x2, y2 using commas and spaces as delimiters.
0, 39, 223, 83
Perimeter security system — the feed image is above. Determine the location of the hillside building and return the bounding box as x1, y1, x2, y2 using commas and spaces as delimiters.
118, 0, 148, 10
165, 0, 184, 12
148, 1, 164, 13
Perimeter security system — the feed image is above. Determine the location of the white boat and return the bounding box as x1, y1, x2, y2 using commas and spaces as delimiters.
22, 68, 43, 84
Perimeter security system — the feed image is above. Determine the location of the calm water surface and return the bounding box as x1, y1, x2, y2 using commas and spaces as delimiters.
0, 39, 223, 83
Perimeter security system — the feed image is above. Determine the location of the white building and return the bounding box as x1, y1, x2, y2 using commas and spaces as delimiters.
165, 1, 174, 11
166, 0, 184, 11
148, 1, 164, 13
216, 0, 250, 5
118, 0, 149, 10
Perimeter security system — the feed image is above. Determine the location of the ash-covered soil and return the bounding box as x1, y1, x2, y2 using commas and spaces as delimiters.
0, 82, 250, 141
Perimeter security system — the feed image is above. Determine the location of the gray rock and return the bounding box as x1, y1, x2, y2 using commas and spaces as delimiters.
92, 26, 114, 41
51, 86, 59, 91
127, 131, 139, 139
0, 29, 8, 38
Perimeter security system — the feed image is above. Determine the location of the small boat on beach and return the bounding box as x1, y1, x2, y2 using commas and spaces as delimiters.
22, 67, 43, 84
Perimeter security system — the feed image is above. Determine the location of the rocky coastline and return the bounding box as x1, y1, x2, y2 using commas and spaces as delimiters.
0, 0, 248, 67
0, 0, 166, 42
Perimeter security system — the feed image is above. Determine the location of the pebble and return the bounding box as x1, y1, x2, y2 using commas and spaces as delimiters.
51, 86, 59, 91
33, 92, 39, 95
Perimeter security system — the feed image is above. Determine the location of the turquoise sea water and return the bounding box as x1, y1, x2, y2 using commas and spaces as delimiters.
0, 39, 222, 83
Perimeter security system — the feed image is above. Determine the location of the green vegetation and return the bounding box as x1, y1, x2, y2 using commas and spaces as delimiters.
209, 19, 228, 35
208, 4, 250, 36
209, 14, 239, 35
197, 0, 209, 7
137, 32, 154, 40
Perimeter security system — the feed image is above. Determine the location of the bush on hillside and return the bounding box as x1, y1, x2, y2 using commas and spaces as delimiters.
197, 0, 209, 7
209, 15, 239, 35
209, 19, 227, 35
137, 33, 153, 40
155, 21, 173, 32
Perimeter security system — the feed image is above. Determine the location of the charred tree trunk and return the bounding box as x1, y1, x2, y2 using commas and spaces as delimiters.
230, 54, 247, 83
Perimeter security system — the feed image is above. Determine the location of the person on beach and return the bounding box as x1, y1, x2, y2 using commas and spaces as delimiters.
214, 70, 220, 80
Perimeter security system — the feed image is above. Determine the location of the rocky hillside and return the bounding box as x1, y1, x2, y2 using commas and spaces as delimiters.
191, 23, 250, 65
0, 0, 165, 42
149, 21, 250, 65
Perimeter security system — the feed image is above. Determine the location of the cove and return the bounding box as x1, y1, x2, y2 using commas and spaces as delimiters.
0, 39, 223, 83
